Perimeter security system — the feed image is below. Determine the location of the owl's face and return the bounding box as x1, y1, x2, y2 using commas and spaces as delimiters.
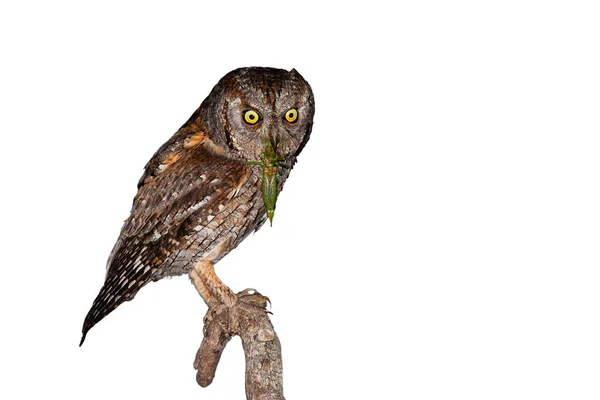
199, 67, 314, 164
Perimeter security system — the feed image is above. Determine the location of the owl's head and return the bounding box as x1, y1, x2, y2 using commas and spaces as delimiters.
194, 67, 315, 163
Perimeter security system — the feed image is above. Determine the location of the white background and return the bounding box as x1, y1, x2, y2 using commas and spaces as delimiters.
1, 1, 599, 399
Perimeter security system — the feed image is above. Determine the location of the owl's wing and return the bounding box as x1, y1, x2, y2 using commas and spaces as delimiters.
80, 139, 249, 345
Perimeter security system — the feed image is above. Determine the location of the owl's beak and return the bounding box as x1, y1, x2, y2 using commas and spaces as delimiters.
268, 137, 279, 157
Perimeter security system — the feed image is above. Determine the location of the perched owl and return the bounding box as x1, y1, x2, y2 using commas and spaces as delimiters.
81, 67, 314, 345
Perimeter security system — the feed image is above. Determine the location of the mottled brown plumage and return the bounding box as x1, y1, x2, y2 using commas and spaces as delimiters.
81, 67, 314, 345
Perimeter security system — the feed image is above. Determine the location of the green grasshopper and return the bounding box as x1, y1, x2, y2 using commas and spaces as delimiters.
246, 141, 289, 226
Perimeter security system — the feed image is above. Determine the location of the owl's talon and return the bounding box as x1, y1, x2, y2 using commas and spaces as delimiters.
201, 290, 271, 335
236, 288, 271, 311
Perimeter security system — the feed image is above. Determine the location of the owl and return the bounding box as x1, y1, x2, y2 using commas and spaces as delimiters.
81, 67, 315, 345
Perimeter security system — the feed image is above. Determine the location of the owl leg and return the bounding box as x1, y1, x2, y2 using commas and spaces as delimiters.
192, 259, 237, 307
191, 260, 270, 323
189, 269, 219, 308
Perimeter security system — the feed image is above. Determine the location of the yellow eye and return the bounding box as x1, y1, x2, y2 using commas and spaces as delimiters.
244, 110, 260, 124
285, 108, 298, 123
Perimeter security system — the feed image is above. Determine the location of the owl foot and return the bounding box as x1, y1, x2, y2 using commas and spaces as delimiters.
236, 288, 271, 312
202, 289, 270, 334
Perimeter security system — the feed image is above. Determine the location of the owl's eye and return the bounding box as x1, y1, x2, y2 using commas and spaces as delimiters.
244, 110, 260, 125
284, 108, 298, 123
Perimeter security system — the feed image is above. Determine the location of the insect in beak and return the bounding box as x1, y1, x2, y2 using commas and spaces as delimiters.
246, 140, 288, 226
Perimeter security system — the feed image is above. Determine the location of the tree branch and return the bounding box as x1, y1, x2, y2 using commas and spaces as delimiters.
194, 289, 285, 400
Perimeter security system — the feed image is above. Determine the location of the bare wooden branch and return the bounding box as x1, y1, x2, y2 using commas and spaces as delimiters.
194, 312, 232, 387
194, 289, 285, 400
